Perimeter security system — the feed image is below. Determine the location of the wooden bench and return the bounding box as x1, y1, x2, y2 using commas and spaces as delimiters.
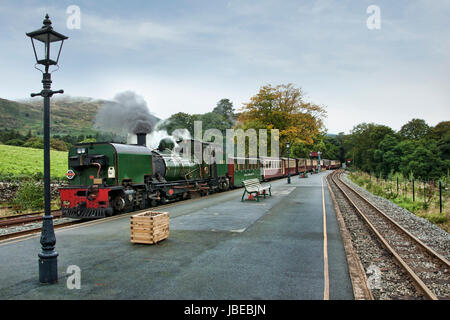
241, 178, 272, 202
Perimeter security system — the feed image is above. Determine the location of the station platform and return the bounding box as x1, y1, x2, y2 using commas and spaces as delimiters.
0, 171, 353, 300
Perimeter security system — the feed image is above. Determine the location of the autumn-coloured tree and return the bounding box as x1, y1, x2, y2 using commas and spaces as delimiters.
237, 83, 326, 155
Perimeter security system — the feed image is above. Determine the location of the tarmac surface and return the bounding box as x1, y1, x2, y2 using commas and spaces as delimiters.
0, 171, 353, 300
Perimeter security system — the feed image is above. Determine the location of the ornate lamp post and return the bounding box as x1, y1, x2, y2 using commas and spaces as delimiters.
286, 141, 291, 184
318, 151, 322, 173
27, 14, 68, 284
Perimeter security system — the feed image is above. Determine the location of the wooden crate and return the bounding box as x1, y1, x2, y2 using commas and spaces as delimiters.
130, 211, 169, 244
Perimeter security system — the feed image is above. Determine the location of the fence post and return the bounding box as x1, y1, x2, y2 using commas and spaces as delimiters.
412, 179, 415, 202
423, 182, 425, 204
440, 181, 442, 214
397, 177, 399, 194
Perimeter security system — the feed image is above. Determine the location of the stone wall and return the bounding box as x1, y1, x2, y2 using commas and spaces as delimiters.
0, 181, 67, 203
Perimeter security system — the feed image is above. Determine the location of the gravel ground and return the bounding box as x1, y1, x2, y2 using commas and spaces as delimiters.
342, 173, 450, 260
0, 217, 75, 236
328, 174, 423, 300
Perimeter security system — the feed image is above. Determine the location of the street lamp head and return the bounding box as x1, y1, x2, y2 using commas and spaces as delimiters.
26, 14, 68, 72
286, 141, 290, 149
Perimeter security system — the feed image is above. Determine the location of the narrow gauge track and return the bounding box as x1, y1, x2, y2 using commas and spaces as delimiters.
0, 219, 80, 242
330, 170, 450, 300
0, 210, 62, 227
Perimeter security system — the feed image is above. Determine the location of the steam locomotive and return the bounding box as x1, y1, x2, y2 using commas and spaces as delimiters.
59, 133, 340, 219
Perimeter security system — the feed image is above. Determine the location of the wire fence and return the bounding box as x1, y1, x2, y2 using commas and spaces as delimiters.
348, 170, 449, 215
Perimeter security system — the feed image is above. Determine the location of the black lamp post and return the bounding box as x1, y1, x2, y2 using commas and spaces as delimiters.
286, 141, 291, 184
27, 14, 68, 284
318, 151, 322, 173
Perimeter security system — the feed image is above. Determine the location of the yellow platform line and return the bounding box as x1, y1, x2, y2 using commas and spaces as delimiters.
322, 176, 330, 300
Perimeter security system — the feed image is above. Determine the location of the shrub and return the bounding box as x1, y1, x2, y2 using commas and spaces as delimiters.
12, 180, 44, 211
5, 139, 25, 146
418, 212, 447, 224
23, 137, 44, 149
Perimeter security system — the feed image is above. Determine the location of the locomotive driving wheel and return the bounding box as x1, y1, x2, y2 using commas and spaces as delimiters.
112, 195, 126, 212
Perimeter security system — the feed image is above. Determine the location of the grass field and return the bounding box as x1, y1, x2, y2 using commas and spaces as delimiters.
348, 170, 449, 233
0, 144, 67, 180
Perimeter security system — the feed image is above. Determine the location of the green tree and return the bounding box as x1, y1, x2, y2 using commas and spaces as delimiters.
344, 123, 394, 172
437, 133, 450, 160
374, 134, 401, 176
161, 112, 195, 136
427, 121, 450, 140
213, 98, 235, 127
399, 140, 445, 180
23, 137, 44, 149
50, 138, 69, 151
237, 83, 326, 155
399, 118, 430, 140
5, 139, 25, 146
201, 112, 231, 133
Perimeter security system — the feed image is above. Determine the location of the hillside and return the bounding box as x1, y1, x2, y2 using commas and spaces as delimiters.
0, 144, 67, 180
0, 97, 105, 136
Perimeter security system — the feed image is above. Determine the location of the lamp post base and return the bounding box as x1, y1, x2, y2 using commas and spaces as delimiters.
287, 175, 291, 184
38, 252, 58, 284
38, 215, 59, 284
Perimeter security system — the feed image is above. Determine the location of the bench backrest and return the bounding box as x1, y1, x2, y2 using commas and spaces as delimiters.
243, 178, 260, 187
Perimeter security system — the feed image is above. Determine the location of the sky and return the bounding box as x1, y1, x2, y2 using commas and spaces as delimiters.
0, 0, 449, 134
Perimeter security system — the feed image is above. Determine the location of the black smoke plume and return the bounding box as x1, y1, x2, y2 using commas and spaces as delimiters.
94, 91, 158, 135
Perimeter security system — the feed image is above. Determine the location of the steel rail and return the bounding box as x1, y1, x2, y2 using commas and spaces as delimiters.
331, 170, 449, 300
0, 209, 60, 220
0, 220, 80, 242
337, 172, 450, 269
0, 211, 62, 227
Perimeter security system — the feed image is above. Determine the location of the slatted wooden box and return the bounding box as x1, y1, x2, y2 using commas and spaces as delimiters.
130, 211, 169, 244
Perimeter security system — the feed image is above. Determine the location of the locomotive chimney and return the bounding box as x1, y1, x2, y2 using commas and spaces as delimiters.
136, 133, 147, 146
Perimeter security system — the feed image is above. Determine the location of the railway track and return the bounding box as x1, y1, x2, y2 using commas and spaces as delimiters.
0, 219, 81, 242
330, 170, 450, 300
0, 210, 62, 227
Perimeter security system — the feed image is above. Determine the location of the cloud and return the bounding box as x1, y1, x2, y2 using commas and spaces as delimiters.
81, 13, 183, 47
0, 0, 448, 135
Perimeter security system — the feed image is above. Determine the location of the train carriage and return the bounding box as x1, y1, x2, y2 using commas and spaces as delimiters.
296, 158, 308, 174
312, 159, 318, 171
282, 157, 297, 176
260, 157, 283, 181
227, 157, 261, 187
322, 159, 331, 170
330, 160, 341, 169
